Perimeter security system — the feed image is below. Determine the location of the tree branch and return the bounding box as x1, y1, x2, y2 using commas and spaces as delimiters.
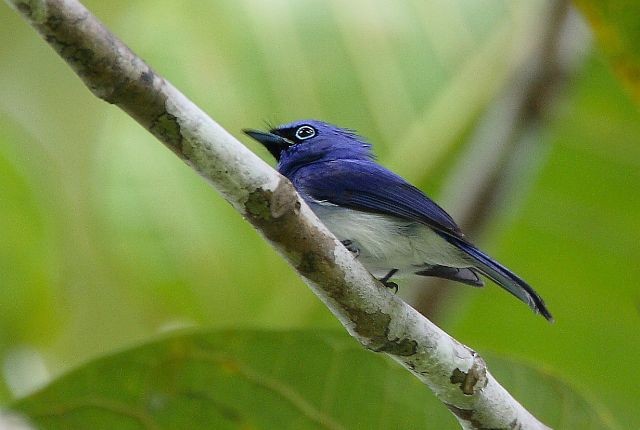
5, 0, 550, 428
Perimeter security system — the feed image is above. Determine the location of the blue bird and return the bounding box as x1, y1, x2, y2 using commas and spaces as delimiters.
244, 120, 552, 321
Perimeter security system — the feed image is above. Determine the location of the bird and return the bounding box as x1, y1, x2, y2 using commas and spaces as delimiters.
244, 120, 552, 321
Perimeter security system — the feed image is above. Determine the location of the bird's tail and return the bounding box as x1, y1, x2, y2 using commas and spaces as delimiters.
444, 235, 553, 321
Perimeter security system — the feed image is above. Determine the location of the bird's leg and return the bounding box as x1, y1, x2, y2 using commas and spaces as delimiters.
341, 239, 360, 258
379, 269, 399, 293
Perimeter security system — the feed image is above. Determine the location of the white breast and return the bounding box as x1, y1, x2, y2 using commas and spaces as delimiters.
309, 201, 469, 278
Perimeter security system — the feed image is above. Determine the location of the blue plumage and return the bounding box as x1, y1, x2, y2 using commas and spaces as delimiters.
244, 120, 552, 321
294, 159, 462, 237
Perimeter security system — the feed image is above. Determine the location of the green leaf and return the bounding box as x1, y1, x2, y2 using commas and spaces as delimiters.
486, 354, 620, 430
9, 330, 614, 429
573, 0, 640, 104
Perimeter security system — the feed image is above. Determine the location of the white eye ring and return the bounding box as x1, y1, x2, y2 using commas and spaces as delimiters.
295, 125, 316, 140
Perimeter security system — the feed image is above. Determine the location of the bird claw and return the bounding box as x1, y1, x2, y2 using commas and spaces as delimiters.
383, 281, 399, 294
341, 239, 360, 258
379, 269, 399, 294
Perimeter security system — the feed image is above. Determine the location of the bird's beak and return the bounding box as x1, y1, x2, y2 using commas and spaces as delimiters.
243, 129, 292, 160
243, 129, 284, 146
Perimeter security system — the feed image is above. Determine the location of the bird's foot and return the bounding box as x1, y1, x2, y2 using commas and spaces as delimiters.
341, 239, 360, 258
382, 280, 398, 294
379, 269, 399, 294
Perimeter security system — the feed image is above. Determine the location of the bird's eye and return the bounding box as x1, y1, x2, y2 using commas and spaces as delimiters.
295, 125, 316, 141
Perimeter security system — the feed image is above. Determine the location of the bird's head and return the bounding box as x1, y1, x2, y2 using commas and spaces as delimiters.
244, 120, 373, 171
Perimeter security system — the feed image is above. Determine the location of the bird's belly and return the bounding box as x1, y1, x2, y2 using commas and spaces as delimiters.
310, 202, 468, 278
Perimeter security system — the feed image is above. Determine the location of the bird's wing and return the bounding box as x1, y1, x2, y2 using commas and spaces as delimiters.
295, 159, 464, 238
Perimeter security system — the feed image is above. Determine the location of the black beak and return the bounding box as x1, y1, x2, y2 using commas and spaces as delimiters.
243, 129, 291, 161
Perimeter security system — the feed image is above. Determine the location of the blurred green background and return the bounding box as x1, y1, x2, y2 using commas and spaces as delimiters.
0, 0, 638, 427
